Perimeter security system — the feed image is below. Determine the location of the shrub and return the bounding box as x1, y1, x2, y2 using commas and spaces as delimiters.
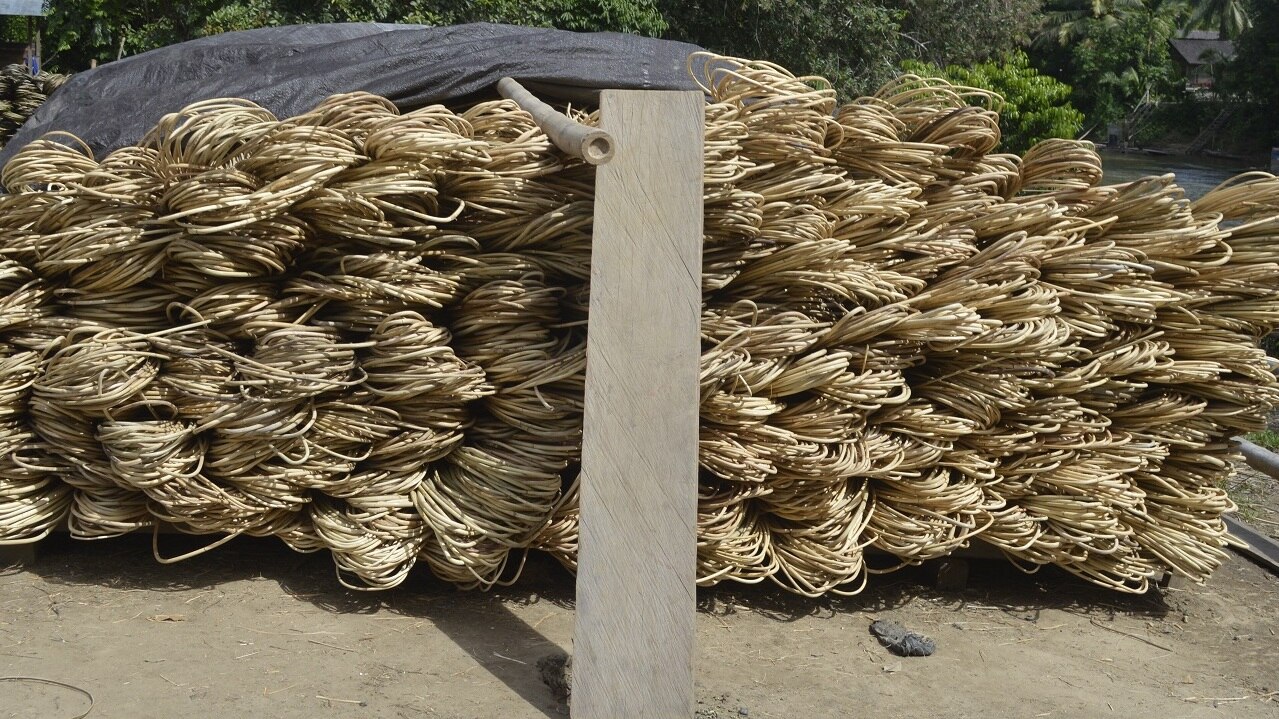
903, 51, 1085, 154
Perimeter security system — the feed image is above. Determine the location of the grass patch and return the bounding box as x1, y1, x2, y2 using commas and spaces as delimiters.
1228, 476, 1265, 524
1245, 430, 1279, 450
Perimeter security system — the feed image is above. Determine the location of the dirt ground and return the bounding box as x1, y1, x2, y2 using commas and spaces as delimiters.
3, 496, 1278, 718
1227, 462, 1279, 544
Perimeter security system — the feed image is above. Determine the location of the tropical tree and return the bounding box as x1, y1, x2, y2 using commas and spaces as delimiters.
888, 0, 1045, 67
661, 0, 1048, 100
1186, 0, 1251, 38
1035, 0, 1144, 46
1223, 0, 1279, 142
904, 51, 1085, 153
657, 0, 907, 98
41, 0, 669, 71
1032, 0, 1189, 124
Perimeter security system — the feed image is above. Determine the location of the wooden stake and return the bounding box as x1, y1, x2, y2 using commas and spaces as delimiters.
573, 89, 703, 718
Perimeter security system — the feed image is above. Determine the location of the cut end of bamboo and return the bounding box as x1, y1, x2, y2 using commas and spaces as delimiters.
579, 130, 614, 165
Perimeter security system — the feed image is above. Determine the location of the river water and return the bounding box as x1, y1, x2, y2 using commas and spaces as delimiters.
1097, 150, 1254, 201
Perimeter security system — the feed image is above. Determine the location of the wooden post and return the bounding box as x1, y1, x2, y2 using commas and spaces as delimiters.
573, 89, 703, 718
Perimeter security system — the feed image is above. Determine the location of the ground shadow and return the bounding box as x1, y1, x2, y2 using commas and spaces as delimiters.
12, 533, 1172, 617
696, 557, 1170, 625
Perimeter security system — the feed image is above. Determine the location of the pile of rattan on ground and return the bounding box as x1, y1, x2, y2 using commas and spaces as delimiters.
0, 65, 68, 149
0, 54, 1277, 594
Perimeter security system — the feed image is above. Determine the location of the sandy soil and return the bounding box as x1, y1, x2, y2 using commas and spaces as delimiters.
2, 516, 1278, 719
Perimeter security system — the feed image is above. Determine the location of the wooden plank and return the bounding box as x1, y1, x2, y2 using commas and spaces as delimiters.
573, 89, 703, 719
1224, 515, 1279, 578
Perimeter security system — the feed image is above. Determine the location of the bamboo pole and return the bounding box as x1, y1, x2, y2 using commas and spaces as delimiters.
496, 77, 615, 165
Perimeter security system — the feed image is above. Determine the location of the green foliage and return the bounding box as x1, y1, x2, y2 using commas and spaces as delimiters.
459, 0, 667, 34
1246, 429, 1279, 449
0, 16, 30, 44
1035, 0, 1144, 47
890, 0, 1044, 67
658, 0, 907, 99
202, 0, 402, 35
1032, 0, 1186, 125
1126, 95, 1270, 153
1129, 96, 1207, 145
661, 0, 1044, 100
903, 51, 1084, 154
42, 0, 667, 71
1187, 0, 1251, 38
1224, 0, 1279, 144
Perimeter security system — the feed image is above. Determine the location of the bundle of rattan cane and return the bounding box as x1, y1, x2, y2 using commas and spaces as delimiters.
0, 54, 1276, 596
0, 64, 68, 149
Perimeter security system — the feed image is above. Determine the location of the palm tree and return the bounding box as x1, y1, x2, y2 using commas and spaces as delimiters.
1036, 0, 1145, 46
1186, 0, 1251, 38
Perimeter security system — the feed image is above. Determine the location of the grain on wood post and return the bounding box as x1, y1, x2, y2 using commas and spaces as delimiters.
573, 89, 704, 718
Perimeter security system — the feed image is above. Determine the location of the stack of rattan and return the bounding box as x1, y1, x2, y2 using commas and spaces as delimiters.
0, 55, 1275, 594
0, 64, 68, 149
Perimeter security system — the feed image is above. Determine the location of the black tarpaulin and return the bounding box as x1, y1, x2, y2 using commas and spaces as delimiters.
0, 22, 705, 170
